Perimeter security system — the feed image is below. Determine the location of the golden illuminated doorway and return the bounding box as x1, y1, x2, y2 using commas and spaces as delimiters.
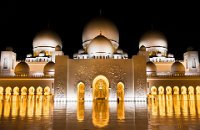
117, 82, 124, 101
92, 75, 109, 100
77, 82, 85, 101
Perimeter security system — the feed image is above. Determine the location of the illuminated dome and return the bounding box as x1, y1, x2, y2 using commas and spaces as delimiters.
55, 45, 62, 51
33, 30, 62, 49
82, 17, 119, 49
171, 61, 185, 75
146, 61, 157, 76
43, 61, 55, 76
87, 35, 114, 55
14, 62, 30, 76
139, 31, 167, 49
139, 45, 146, 51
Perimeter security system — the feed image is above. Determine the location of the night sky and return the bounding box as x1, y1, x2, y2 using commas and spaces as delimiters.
1, 1, 200, 60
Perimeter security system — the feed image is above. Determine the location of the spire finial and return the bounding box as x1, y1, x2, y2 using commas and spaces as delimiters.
99, 29, 102, 35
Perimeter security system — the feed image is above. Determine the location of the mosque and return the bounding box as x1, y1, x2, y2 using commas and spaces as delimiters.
0, 16, 200, 102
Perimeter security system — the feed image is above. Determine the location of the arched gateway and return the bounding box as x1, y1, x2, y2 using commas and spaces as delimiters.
92, 75, 109, 100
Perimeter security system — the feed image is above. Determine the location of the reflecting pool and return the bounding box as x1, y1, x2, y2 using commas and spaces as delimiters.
0, 95, 200, 130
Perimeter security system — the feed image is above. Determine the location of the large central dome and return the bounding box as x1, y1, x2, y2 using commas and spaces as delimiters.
87, 35, 114, 55
33, 30, 62, 49
139, 31, 167, 49
82, 17, 119, 50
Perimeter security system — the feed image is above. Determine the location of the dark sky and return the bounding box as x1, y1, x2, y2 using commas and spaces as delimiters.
1, 1, 200, 60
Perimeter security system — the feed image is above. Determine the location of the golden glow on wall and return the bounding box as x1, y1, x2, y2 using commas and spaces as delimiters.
28, 86, 35, 95
117, 82, 124, 101
77, 82, 85, 101
173, 86, 179, 94
13, 87, 19, 96
92, 75, 109, 100
158, 86, 164, 95
92, 100, 109, 128
44, 86, 50, 95
166, 86, 172, 95
21, 86, 27, 96
151, 86, 157, 95
37, 86, 43, 95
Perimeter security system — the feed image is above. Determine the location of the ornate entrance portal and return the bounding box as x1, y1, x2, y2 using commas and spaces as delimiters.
92, 75, 109, 100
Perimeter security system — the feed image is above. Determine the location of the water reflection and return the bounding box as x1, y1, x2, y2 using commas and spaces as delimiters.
92, 100, 109, 128
0, 94, 200, 130
148, 94, 200, 118
77, 101, 84, 122
0, 95, 53, 119
117, 101, 125, 121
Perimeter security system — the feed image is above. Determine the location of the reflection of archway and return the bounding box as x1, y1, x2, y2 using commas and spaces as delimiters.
117, 82, 124, 101
92, 75, 109, 100
92, 100, 109, 128
77, 82, 85, 100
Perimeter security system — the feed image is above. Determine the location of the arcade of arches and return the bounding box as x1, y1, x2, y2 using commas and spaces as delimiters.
77, 75, 125, 101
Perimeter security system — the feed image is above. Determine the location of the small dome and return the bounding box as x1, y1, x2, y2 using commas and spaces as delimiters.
146, 61, 157, 76
168, 53, 174, 58
14, 62, 30, 76
55, 45, 62, 51
116, 49, 123, 54
26, 53, 32, 58
171, 61, 185, 75
33, 30, 62, 49
5, 46, 13, 51
78, 49, 85, 54
139, 31, 167, 49
82, 17, 119, 49
43, 61, 55, 76
139, 45, 146, 51
87, 35, 114, 55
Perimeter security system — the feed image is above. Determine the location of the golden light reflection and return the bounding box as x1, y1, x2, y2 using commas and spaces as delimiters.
173, 98, 181, 117
4, 100, 11, 118
197, 100, 200, 117
158, 95, 165, 116
181, 100, 188, 117
0, 96, 53, 118
0, 101, 3, 117
19, 99, 27, 118
12, 98, 19, 118
92, 100, 109, 128
149, 93, 200, 118
43, 98, 51, 116
35, 100, 42, 116
117, 101, 125, 121
77, 101, 84, 122
151, 100, 158, 116
27, 96, 35, 117
189, 100, 196, 116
